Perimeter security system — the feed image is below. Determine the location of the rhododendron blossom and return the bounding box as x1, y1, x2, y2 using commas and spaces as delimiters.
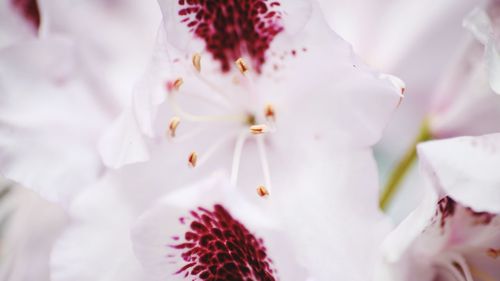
378, 134, 500, 281
99, 0, 401, 200
2, 1, 499, 281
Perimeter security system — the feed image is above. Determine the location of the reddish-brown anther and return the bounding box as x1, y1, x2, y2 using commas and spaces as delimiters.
171, 204, 276, 280
11, 0, 40, 30
177, 0, 284, 73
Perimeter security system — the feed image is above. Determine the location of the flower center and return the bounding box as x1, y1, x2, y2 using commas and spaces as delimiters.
177, 0, 284, 73
166, 57, 275, 198
170, 204, 277, 280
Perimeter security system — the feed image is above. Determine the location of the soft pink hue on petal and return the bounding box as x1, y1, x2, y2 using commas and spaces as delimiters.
418, 134, 500, 213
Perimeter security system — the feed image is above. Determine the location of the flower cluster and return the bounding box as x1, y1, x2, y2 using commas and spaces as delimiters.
0, 1, 499, 281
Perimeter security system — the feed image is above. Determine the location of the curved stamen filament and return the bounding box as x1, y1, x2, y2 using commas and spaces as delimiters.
435, 253, 474, 281
193, 67, 235, 106
256, 136, 272, 196
194, 131, 240, 168
230, 131, 249, 186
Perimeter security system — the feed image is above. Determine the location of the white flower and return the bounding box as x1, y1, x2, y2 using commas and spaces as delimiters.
99, 0, 402, 199
378, 134, 500, 281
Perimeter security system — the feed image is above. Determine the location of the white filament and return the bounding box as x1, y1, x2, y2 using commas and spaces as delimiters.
196, 131, 239, 168
168, 93, 247, 123
435, 252, 474, 281
230, 131, 249, 186
257, 136, 273, 193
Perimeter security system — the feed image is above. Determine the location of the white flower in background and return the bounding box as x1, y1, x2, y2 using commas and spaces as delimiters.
464, 1, 500, 95
49, 174, 147, 281
0, 181, 67, 281
378, 134, 500, 281
0, 0, 160, 204
319, 0, 500, 218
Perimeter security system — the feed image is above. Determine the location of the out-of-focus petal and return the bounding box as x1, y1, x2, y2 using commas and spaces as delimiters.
0, 184, 67, 281
50, 176, 146, 281
463, 5, 500, 94
273, 148, 393, 281
0, 38, 108, 204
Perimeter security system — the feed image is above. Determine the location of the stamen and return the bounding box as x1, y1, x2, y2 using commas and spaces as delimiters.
192, 53, 201, 72
173, 78, 183, 91
188, 152, 198, 168
486, 248, 499, 259
264, 104, 276, 121
230, 131, 249, 186
168, 116, 181, 138
250, 124, 268, 135
257, 137, 273, 195
256, 185, 269, 198
236, 58, 249, 74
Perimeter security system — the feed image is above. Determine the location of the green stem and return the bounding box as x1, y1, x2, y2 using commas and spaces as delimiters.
379, 119, 432, 211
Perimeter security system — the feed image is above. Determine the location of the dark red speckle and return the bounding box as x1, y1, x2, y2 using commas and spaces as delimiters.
11, 0, 40, 30
437, 196, 456, 228
170, 204, 276, 281
466, 208, 495, 225
178, 0, 284, 73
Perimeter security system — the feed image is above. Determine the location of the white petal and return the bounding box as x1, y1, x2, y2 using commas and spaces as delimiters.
98, 109, 150, 169
463, 6, 500, 95
273, 148, 393, 281
0, 186, 67, 281
418, 134, 500, 213
132, 172, 308, 281
486, 41, 500, 94
50, 176, 146, 281
0, 38, 106, 204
